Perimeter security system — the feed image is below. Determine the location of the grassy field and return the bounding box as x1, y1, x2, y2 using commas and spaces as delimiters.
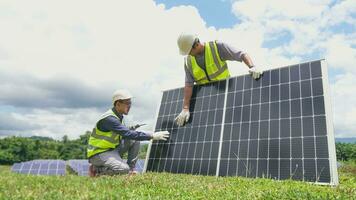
1, 162, 355, 200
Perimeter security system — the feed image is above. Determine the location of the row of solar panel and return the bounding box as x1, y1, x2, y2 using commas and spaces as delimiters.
158, 81, 324, 118
160, 62, 322, 105
11, 160, 66, 175
11, 159, 146, 176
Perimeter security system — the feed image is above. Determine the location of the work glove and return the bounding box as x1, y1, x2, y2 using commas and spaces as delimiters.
151, 131, 170, 141
249, 66, 263, 80
174, 109, 190, 126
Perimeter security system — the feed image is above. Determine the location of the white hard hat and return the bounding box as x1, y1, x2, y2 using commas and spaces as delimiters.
112, 89, 133, 105
177, 33, 197, 55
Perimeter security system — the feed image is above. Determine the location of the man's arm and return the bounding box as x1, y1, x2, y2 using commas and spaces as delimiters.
174, 65, 194, 127
217, 42, 263, 79
241, 53, 254, 68
98, 116, 152, 140
183, 84, 193, 110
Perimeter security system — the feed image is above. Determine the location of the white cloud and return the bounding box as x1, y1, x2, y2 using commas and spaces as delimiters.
0, 0, 208, 139
10, 108, 101, 140
229, 0, 356, 137
323, 35, 356, 72
0, 0, 355, 139
330, 73, 356, 137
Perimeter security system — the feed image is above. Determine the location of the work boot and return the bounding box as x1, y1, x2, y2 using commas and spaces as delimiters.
89, 164, 97, 177
129, 167, 138, 175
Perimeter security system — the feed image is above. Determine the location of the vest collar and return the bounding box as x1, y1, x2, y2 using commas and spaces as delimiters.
193, 44, 205, 57
111, 107, 123, 121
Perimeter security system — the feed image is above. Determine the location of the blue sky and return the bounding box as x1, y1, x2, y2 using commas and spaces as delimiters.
155, 0, 355, 83
155, 0, 239, 28
0, 0, 355, 139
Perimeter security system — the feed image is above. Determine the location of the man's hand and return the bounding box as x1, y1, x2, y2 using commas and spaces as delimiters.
174, 108, 190, 126
249, 66, 263, 80
151, 131, 170, 141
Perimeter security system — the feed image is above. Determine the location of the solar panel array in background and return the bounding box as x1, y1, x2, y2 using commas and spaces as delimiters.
11, 160, 66, 175
12, 159, 146, 176
68, 160, 90, 176
145, 60, 338, 185
67, 159, 146, 175
146, 81, 226, 175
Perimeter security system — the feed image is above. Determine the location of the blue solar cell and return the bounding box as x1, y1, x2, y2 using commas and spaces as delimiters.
11, 163, 22, 172
11, 160, 66, 175
68, 159, 90, 176
134, 159, 145, 172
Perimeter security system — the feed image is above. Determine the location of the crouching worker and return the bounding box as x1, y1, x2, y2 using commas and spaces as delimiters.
87, 89, 169, 176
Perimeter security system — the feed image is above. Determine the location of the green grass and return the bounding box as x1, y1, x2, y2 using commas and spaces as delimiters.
1, 163, 355, 200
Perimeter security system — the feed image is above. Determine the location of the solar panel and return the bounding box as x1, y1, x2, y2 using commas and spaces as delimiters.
145, 59, 338, 185
11, 160, 66, 175
145, 81, 226, 175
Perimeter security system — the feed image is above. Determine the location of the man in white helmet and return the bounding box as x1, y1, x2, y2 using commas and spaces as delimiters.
175, 33, 263, 126
87, 89, 170, 176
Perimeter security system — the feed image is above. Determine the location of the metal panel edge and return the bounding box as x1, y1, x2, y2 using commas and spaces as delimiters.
143, 91, 164, 173
215, 79, 229, 176
320, 59, 339, 186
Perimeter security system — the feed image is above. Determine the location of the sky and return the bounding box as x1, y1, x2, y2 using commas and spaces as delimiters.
0, 0, 355, 139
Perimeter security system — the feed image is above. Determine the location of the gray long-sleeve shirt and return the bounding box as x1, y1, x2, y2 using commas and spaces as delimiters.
185, 41, 245, 86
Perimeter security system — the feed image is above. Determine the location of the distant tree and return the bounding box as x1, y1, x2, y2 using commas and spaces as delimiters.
336, 142, 356, 161
29, 136, 54, 141
0, 131, 151, 164
62, 135, 69, 143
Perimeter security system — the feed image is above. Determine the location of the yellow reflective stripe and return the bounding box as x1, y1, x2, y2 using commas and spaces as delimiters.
188, 41, 230, 85
87, 144, 108, 158
187, 56, 207, 81
195, 76, 209, 82
91, 128, 119, 144
209, 64, 228, 79
196, 64, 228, 84
209, 41, 223, 69
188, 56, 208, 83
87, 136, 118, 158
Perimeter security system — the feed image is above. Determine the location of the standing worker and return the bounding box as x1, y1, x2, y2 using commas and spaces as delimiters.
87, 89, 170, 176
175, 33, 263, 126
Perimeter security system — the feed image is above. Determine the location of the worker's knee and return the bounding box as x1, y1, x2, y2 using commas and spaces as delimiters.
107, 158, 130, 174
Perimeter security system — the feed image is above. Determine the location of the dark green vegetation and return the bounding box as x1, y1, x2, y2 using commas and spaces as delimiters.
1, 134, 355, 164
0, 135, 355, 199
0, 133, 148, 164
336, 142, 356, 161
0, 162, 355, 199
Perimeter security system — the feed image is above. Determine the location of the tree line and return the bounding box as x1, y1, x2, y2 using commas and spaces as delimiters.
0, 132, 148, 165
336, 142, 356, 161
0, 134, 355, 165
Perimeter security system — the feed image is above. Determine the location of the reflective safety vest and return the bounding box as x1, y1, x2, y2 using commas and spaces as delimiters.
87, 109, 122, 158
186, 41, 230, 85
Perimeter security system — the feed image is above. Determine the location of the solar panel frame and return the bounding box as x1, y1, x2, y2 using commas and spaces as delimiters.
144, 59, 338, 185
320, 60, 338, 185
